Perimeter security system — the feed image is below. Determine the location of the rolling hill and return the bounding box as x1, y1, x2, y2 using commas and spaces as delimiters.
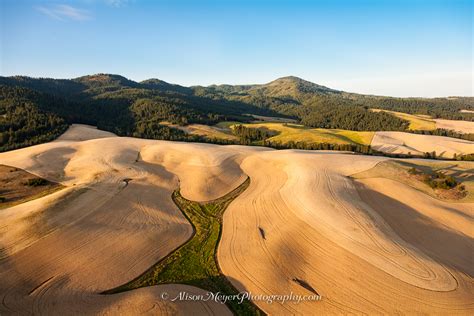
1, 124, 472, 314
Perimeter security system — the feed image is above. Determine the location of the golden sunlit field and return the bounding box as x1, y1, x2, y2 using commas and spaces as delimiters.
372, 109, 437, 130
240, 122, 375, 145
180, 121, 473, 158
0, 125, 472, 314
190, 122, 375, 145
2, 0, 473, 314
373, 109, 474, 134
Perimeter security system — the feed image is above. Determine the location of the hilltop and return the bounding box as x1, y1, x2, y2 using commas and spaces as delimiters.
203, 76, 339, 97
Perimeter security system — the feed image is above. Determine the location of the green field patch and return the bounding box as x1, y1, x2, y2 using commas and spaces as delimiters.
371, 109, 436, 131
238, 122, 374, 146
103, 178, 262, 315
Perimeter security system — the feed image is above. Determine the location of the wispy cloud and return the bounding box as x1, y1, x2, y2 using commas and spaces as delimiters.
104, 0, 129, 7
36, 4, 91, 21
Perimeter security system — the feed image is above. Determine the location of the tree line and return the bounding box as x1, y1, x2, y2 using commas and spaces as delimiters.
409, 128, 474, 141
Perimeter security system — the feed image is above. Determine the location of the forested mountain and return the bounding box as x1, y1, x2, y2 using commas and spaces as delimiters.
201, 76, 339, 97
1, 73, 473, 152
349, 95, 474, 120
141, 78, 192, 94
193, 75, 474, 124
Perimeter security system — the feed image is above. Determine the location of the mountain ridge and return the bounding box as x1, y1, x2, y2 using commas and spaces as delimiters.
1, 72, 473, 152
2, 73, 473, 100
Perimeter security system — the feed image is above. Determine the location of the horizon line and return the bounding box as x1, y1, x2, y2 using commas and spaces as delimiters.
1, 72, 472, 99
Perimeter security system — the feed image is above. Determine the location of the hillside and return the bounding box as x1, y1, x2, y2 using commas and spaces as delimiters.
0, 86, 68, 151
1, 125, 472, 314
1, 74, 473, 152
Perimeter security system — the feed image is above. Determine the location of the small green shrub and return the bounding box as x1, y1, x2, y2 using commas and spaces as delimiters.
423, 172, 458, 190
25, 178, 48, 186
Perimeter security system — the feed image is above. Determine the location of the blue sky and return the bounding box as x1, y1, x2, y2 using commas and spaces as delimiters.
0, 0, 472, 97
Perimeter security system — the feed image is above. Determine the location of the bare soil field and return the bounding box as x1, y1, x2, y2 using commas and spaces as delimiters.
56, 124, 117, 141
219, 151, 473, 314
0, 125, 237, 314
371, 131, 474, 158
0, 124, 472, 314
435, 119, 474, 134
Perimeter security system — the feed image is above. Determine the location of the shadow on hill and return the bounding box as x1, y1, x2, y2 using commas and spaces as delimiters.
150, 275, 264, 315
399, 160, 474, 180
356, 182, 474, 278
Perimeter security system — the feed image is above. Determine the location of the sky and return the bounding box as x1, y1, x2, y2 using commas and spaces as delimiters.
0, 0, 472, 97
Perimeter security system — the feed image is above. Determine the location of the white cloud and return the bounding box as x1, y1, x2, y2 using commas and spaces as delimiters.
36, 4, 91, 21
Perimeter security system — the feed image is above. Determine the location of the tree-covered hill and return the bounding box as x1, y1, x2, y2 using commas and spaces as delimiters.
0, 86, 68, 151
140, 78, 192, 95
193, 75, 474, 124
201, 76, 339, 97
1, 73, 473, 152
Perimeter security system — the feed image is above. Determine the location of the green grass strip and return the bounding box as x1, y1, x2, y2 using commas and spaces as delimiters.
103, 177, 263, 315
